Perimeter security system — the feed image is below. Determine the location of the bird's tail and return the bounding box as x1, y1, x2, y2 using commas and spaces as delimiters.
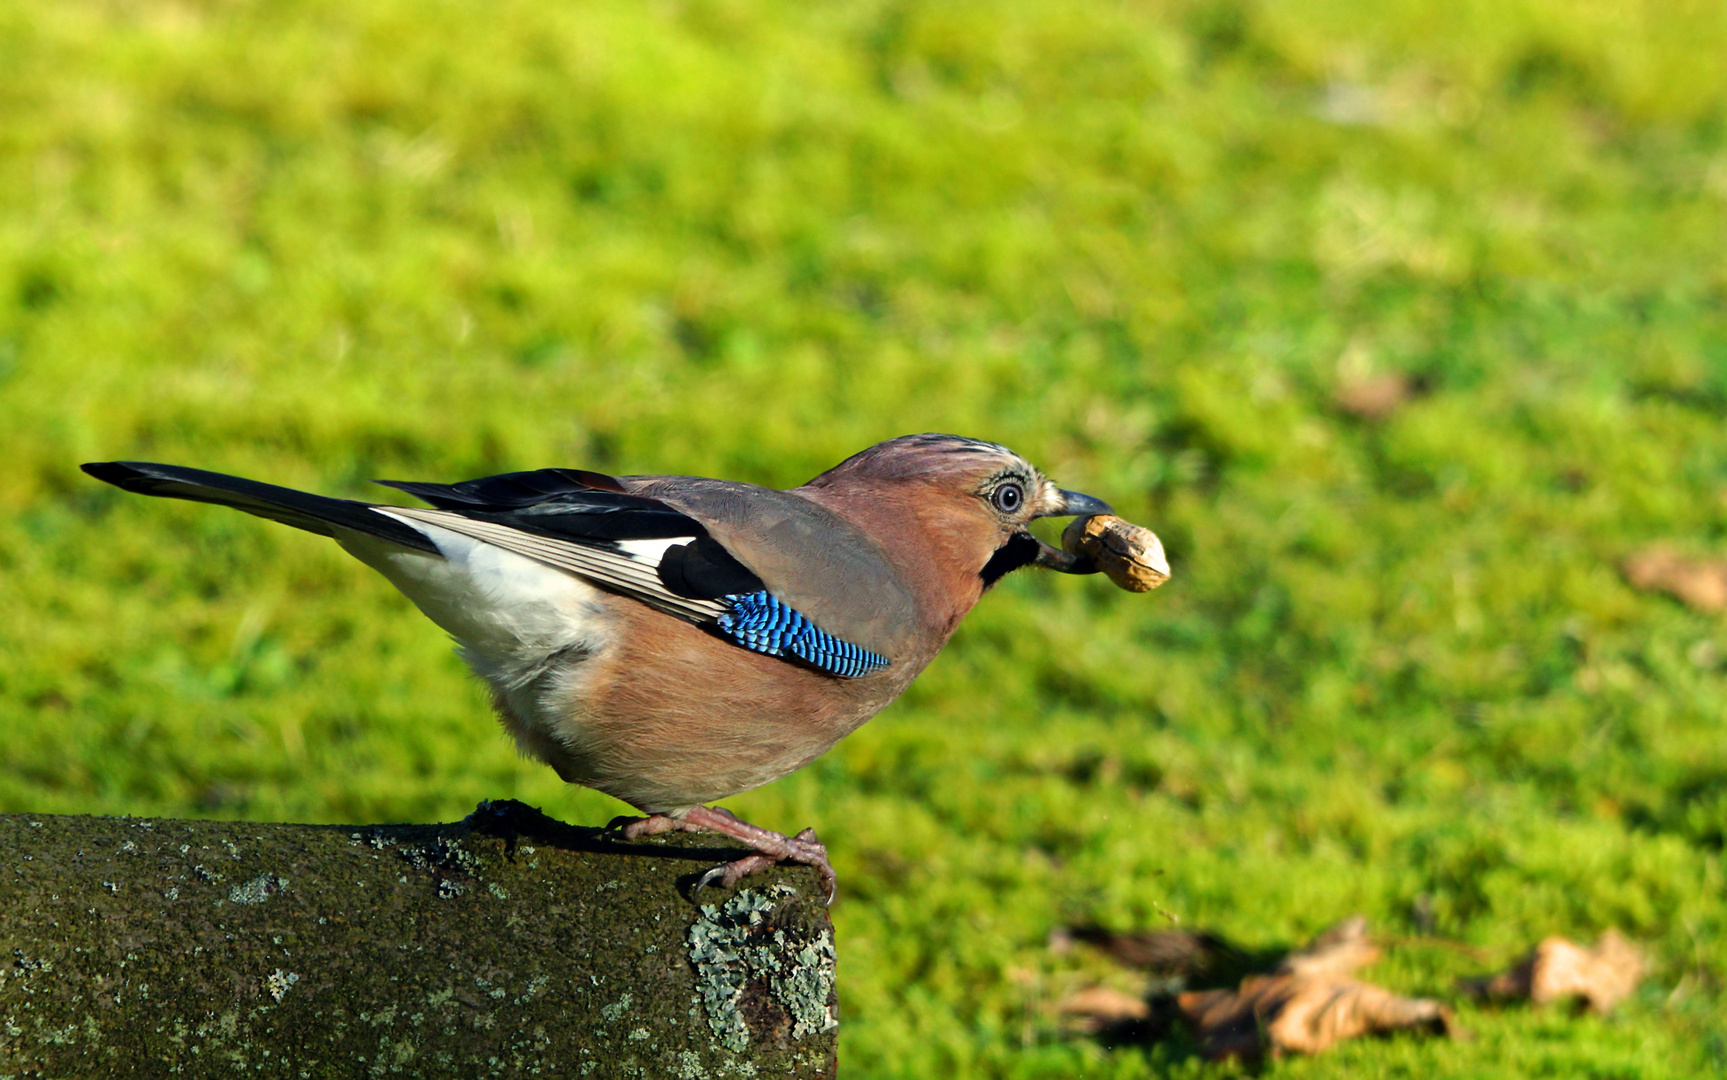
81, 461, 438, 554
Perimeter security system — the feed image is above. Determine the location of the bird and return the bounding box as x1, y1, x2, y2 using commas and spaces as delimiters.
83, 434, 1121, 898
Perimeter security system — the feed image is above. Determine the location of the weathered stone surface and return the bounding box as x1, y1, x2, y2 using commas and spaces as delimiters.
0, 801, 837, 1078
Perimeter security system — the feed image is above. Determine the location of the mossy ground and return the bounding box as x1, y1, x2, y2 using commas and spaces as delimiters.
2, 1, 1725, 1076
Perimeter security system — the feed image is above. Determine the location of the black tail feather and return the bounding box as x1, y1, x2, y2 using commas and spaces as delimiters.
81, 461, 439, 554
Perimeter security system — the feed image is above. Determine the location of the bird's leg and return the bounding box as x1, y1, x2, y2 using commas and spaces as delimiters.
613, 806, 836, 903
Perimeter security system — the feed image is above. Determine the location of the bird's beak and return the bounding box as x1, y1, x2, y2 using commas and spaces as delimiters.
1035, 488, 1114, 520
1030, 488, 1115, 573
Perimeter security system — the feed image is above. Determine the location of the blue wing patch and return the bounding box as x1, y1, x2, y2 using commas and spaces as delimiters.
715, 591, 890, 678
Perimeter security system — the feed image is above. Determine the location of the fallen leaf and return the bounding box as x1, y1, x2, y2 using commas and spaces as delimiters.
1173, 918, 1451, 1060
1459, 930, 1644, 1014
1052, 984, 1167, 1044
1065, 927, 1241, 976
1178, 973, 1452, 1059
1174, 983, 1269, 1060
1334, 373, 1416, 420
1623, 546, 1727, 612
1055, 985, 1152, 1027
1276, 915, 1381, 978
1063, 917, 1455, 1058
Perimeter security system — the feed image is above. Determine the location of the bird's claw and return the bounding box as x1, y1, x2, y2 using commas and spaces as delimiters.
694, 855, 775, 896
690, 825, 837, 905
618, 806, 838, 903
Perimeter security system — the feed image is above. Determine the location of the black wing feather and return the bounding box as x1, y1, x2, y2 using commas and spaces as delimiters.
375, 469, 766, 598
373, 469, 636, 510
658, 535, 767, 599
374, 470, 700, 541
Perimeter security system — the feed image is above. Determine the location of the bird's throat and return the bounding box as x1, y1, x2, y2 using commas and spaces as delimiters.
979, 531, 1042, 588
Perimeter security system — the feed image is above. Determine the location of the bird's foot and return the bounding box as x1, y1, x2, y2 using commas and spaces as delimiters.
695, 827, 831, 897
612, 806, 836, 903
611, 813, 685, 840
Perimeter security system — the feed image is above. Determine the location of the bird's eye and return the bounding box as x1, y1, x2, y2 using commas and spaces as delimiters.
992, 482, 1024, 514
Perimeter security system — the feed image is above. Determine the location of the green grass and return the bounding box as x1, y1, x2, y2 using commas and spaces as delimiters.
4, 0, 1727, 1074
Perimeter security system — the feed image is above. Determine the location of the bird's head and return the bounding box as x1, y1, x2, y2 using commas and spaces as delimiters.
799, 433, 1113, 592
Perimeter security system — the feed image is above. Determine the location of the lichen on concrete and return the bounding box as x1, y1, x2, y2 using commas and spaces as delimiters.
264, 969, 299, 1002
772, 932, 839, 1039
687, 886, 838, 1055
601, 992, 634, 1021
229, 872, 288, 905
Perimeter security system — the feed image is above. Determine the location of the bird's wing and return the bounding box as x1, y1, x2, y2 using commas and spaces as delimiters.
373, 470, 750, 622
375, 470, 896, 676
621, 476, 921, 661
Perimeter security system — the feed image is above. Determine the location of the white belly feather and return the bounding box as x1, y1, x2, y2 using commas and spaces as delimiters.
333, 514, 616, 754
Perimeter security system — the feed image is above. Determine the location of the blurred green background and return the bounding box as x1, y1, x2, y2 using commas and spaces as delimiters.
4, 0, 1726, 1074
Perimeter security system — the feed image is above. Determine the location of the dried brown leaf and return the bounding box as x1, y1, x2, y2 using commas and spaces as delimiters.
1178, 973, 1452, 1059
1065, 927, 1237, 976
1175, 984, 1270, 1060
1623, 546, 1727, 612
1277, 915, 1381, 978
1055, 985, 1153, 1031
1265, 977, 1453, 1055
1460, 931, 1644, 1014
1334, 374, 1415, 420
1173, 918, 1450, 1059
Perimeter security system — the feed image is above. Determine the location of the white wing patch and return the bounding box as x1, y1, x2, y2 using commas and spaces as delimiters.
614, 536, 694, 563
374, 506, 729, 623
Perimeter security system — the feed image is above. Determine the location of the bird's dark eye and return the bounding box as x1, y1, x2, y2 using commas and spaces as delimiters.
992, 482, 1024, 514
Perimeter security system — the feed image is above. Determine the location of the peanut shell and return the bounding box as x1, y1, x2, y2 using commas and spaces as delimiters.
1061, 514, 1170, 593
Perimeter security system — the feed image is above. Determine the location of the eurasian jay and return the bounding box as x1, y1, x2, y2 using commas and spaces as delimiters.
83, 434, 1124, 898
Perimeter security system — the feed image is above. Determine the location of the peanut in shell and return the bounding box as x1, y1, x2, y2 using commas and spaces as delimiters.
1061, 514, 1170, 593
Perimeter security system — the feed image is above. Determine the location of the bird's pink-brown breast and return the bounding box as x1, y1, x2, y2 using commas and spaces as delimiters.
546, 593, 922, 814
